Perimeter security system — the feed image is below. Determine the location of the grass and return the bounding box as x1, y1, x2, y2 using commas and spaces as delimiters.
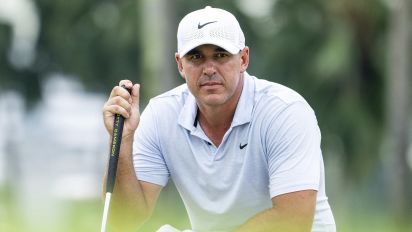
1, 185, 411, 232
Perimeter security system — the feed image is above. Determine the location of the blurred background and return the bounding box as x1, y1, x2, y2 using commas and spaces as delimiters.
0, 0, 411, 231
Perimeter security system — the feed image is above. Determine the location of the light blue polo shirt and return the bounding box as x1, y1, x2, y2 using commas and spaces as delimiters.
133, 73, 336, 232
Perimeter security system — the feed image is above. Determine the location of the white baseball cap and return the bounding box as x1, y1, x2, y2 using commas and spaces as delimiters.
177, 6, 245, 57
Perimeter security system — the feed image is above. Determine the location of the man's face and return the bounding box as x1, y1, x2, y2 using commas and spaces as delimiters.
175, 44, 249, 108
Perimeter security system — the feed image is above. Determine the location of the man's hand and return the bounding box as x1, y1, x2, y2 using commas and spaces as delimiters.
103, 80, 140, 139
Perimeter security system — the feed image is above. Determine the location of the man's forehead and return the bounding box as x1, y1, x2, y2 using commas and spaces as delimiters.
187, 44, 228, 54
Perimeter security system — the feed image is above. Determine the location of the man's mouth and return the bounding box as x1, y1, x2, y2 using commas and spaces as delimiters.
200, 81, 221, 87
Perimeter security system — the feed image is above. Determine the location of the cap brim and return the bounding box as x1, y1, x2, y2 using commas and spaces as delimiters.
179, 38, 241, 57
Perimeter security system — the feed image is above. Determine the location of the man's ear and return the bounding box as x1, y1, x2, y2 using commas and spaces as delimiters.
175, 53, 185, 79
240, 47, 249, 73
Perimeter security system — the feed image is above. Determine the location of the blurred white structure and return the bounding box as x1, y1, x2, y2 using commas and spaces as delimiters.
0, 74, 108, 231
0, 0, 40, 69
37, 74, 107, 200
236, 0, 275, 18
0, 91, 25, 186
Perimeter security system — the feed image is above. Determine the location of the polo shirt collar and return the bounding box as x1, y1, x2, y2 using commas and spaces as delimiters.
178, 91, 198, 132
231, 72, 255, 127
178, 72, 255, 132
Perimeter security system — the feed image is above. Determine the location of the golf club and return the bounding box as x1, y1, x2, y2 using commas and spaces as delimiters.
101, 85, 131, 232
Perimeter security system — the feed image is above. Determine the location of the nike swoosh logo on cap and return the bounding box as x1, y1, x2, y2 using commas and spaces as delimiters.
198, 21, 217, 29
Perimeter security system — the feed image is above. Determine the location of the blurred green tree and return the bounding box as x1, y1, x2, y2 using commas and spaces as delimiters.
0, 0, 141, 106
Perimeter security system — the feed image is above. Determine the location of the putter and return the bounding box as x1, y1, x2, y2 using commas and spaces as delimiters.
101, 85, 131, 232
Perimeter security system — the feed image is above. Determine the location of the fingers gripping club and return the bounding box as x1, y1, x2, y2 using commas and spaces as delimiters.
101, 85, 132, 232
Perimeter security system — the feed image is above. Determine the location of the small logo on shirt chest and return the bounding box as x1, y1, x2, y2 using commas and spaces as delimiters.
239, 143, 248, 149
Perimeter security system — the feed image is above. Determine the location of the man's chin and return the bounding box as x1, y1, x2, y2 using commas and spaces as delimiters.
199, 95, 227, 106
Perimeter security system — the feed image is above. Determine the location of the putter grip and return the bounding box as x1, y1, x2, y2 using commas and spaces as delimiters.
106, 85, 131, 193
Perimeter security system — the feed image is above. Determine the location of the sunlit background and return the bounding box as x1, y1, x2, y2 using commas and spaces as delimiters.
0, 0, 411, 231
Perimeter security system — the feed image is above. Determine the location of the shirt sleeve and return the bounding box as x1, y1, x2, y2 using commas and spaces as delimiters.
133, 102, 170, 187
266, 101, 321, 198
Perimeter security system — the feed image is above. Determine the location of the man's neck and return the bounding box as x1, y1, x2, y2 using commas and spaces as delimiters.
197, 88, 243, 147
197, 107, 234, 147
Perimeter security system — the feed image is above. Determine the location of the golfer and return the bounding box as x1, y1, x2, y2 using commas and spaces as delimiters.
103, 6, 336, 232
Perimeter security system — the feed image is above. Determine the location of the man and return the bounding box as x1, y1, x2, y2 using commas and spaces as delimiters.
102, 6, 336, 232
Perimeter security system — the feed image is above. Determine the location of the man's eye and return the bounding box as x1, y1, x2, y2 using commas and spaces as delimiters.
188, 54, 201, 60
215, 52, 229, 58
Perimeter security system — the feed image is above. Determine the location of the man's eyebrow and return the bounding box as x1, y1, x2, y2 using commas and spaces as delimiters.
215, 47, 229, 52
185, 47, 229, 56
186, 49, 200, 55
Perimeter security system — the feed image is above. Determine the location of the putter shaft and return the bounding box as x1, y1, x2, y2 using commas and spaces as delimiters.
101, 192, 112, 232
101, 85, 131, 232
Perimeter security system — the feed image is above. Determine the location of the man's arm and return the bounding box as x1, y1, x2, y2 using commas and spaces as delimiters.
102, 81, 162, 231
235, 190, 316, 232
102, 135, 162, 231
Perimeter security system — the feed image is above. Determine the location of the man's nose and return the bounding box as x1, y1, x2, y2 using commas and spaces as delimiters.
203, 60, 217, 77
